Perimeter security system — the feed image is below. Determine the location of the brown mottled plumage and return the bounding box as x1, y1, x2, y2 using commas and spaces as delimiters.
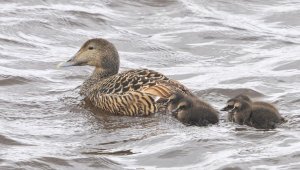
221, 94, 285, 129
58, 38, 193, 116
167, 92, 219, 126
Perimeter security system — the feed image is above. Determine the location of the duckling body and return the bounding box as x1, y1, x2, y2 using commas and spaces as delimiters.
58, 38, 193, 116
226, 94, 279, 123
168, 92, 219, 126
249, 102, 284, 129
221, 95, 285, 129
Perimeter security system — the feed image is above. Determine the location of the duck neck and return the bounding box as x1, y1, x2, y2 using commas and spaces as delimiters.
241, 102, 252, 123
80, 67, 118, 96
91, 67, 118, 79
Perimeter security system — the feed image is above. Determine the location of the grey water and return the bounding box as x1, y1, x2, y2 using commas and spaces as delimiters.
0, 0, 300, 169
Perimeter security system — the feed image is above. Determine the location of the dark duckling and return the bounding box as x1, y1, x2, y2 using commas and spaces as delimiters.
221, 94, 285, 129
167, 92, 219, 126
58, 38, 197, 116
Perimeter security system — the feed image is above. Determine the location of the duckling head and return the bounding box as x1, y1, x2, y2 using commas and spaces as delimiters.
221, 98, 251, 117
234, 94, 251, 102
167, 92, 192, 121
221, 94, 251, 112
58, 38, 120, 74
221, 99, 240, 113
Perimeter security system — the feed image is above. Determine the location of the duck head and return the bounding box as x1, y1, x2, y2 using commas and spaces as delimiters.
221, 99, 241, 113
221, 97, 252, 120
167, 92, 192, 121
234, 94, 251, 102
58, 38, 120, 75
221, 94, 251, 113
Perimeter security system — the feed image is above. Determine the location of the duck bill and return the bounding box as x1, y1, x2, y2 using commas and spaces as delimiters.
57, 61, 76, 68
171, 108, 179, 117
171, 108, 179, 114
57, 55, 84, 68
228, 107, 237, 114
220, 105, 232, 111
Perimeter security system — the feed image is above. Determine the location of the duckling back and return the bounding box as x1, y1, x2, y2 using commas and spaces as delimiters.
249, 103, 285, 129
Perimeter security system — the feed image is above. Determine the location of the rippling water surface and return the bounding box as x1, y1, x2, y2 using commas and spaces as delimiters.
1, 0, 300, 169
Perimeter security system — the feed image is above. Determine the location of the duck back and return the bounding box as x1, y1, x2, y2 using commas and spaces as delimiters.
84, 69, 192, 116
249, 104, 284, 129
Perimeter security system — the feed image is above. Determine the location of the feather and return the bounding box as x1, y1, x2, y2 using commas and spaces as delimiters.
85, 69, 192, 116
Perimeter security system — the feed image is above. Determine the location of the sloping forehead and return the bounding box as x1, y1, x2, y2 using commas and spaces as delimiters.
235, 94, 251, 101
82, 39, 96, 48
81, 38, 110, 48
227, 100, 235, 105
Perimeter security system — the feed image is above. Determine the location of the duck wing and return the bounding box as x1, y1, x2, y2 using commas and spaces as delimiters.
90, 82, 188, 116
86, 69, 193, 116
90, 91, 157, 116
88, 69, 192, 95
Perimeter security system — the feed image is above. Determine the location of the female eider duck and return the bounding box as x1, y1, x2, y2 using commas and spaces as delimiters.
58, 38, 200, 117
221, 94, 285, 129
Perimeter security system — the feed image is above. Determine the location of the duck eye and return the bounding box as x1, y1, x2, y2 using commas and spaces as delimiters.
178, 104, 187, 111
88, 46, 94, 50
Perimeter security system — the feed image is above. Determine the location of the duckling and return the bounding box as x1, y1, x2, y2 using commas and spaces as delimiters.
222, 94, 279, 122
167, 92, 219, 126
221, 95, 285, 129
58, 38, 194, 116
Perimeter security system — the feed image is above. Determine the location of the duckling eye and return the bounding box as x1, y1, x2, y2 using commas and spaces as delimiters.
178, 104, 187, 111
88, 46, 94, 50
227, 104, 234, 109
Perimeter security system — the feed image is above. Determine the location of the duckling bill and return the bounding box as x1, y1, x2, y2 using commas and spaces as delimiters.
58, 38, 197, 117
221, 94, 285, 129
167, 92, 219, 126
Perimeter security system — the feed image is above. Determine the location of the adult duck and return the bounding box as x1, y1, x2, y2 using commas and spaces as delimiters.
58, 38, 194, 116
